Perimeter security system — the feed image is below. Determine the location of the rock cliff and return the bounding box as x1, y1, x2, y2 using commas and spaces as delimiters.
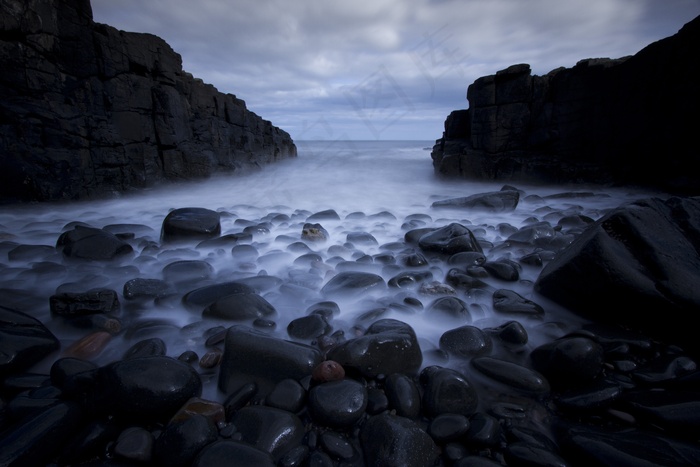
432, 15, 700, 195
0, 0, 296, 203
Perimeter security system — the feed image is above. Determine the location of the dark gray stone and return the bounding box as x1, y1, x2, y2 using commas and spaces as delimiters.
360, 413, 440, 467
0, 305, 60, 377
308, 379, 368, 428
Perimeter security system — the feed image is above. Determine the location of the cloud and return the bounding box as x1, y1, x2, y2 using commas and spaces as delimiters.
91, 0, 700, 140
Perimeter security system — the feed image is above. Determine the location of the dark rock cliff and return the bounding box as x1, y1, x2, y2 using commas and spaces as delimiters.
0, 0, 297, 203
432, 15, 700, 195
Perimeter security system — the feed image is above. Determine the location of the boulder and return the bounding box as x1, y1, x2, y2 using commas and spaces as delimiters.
535, 196, 700, 356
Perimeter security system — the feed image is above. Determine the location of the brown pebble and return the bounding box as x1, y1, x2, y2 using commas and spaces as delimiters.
170, 396, 226, 425
312, 360, 345, 382
63, 331, 112, 360
199, 349, 222, 369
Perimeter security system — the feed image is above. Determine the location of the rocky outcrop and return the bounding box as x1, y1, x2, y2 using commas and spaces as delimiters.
432, 15, 700, 195
0, 0, 296, 203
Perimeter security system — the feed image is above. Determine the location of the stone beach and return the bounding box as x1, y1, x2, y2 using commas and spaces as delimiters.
2, 172, 699, 465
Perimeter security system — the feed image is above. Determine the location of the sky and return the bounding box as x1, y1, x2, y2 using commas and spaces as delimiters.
90, 0, 700, 141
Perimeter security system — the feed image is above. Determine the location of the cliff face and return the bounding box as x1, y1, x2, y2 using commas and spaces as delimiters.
432, 15, 700, 195
0, 0, 296, 203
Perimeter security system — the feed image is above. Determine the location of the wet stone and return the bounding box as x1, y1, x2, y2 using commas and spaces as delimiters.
464, 412, 502, 448
530, 336, 605, 388
57, 225, 134, 261
431, 190, 520, 212
439, 325, 493, 358
123, 278, 175, 300
218, 325, 323, 395
113, 426, 154, 463
554, 379, 623, 412
504, 442, 569, 467
484, 320, 529, 347
312, 360, 346, 383
420, 366, 479, 417
265, 378, 306, 413
385, 373, 422, 419
360, 413, 440, 467
232, 406, 305, 461
319, 431, 357, 461
0, 306, 60, 376
307, 209, 340, 221
492, 289, 545, 317
320, 271, 386, 299
427, 413, 471, 443
447, 251, 487, 267
153, 414, 219, 467
326, 319, 422, 378
122, 337, 167, 359
482, 258, 521, 281
202, 292, 276, 321
182, 281, 256, 309
346, 231, 378, 245
93, 356, 203, 422
418, 223, 483, 255
161, 207, 221, 243
162, 260, 214, 284
308, 379, 368, 428
471, 356, 551, 395
445, 268, 491, 291
388, 270, 433, 288
428, 296, 472, 323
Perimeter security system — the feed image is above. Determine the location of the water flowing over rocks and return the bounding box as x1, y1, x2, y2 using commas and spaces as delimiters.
2, 183, 700, 465
0, 0, 296, 203
431, 15, 700, 195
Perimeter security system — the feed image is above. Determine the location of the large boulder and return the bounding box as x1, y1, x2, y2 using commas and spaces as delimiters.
535, 196, 700, 356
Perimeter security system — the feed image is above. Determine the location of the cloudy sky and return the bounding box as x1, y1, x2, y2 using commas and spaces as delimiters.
90, 0, 700, 141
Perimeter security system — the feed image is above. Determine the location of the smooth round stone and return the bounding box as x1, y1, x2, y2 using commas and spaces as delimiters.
484, 320, 529, 346
203, 292, 276, 321
420, 366, 479, 417
307, 209, 340, 221
385, 373, 421, 419
418, 223, 483, 255
346, 231, 378, 245
113, 426, 154, 462
232, 406, 305, 461
181, 282, 255, 309
218, 326, 323, 395
428, 296, 472, 322
492, 289, 545, 317
265, 379, 306, 413
162, 260, 214, 283
49, 357, 98, 392
388, 270, 433, 289
431, 190, 520, 212
57, 225, 134, 260
287, 314, 330, 341
428, 413, 471, 443
320, 271, 386, 298
306, 301, 340, 318
507, 221, 555, 244
439, 325, 493, 358
278, 445, 309, 467
196, 232, 252, 249
620, 389, 700, 432
0, 306, 60, 376
366, 387, 389, 414
153, 414, 219, 467
232, 244, 259, 261
471, 357, 550, 395
222, 382, 258, 419
326, 319, 422, 378
319, 431, 356, 460
308, 379, 368, 428
445, 268, 490, 291
530, 336, 604, 388
555, 380, 623, 411
192, 440, 275, 467
95, 356, 202, 422
161, 207, 221, 243
7, 244, 57, 262
312, 360, 345, 383
123, 278, 175, 300
360, 413, 440, 467
122, 337, 167, 360
464, 412, 502, 447
447, 251, 487, 267
482, 259, 521, 281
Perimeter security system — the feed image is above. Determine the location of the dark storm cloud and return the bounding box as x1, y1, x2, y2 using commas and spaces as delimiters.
91, 0, 700, 140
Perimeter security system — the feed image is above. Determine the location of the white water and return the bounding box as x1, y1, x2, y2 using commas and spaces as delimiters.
0, 140, 665, 394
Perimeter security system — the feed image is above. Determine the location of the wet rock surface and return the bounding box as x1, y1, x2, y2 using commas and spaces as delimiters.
1, 186, 700, 466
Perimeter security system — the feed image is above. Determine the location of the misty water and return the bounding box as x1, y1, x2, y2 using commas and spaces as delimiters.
0, 140, 664, 401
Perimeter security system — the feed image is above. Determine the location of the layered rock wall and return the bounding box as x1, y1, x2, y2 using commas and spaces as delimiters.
432, 15, 700, 195
0, 0, 296, 203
